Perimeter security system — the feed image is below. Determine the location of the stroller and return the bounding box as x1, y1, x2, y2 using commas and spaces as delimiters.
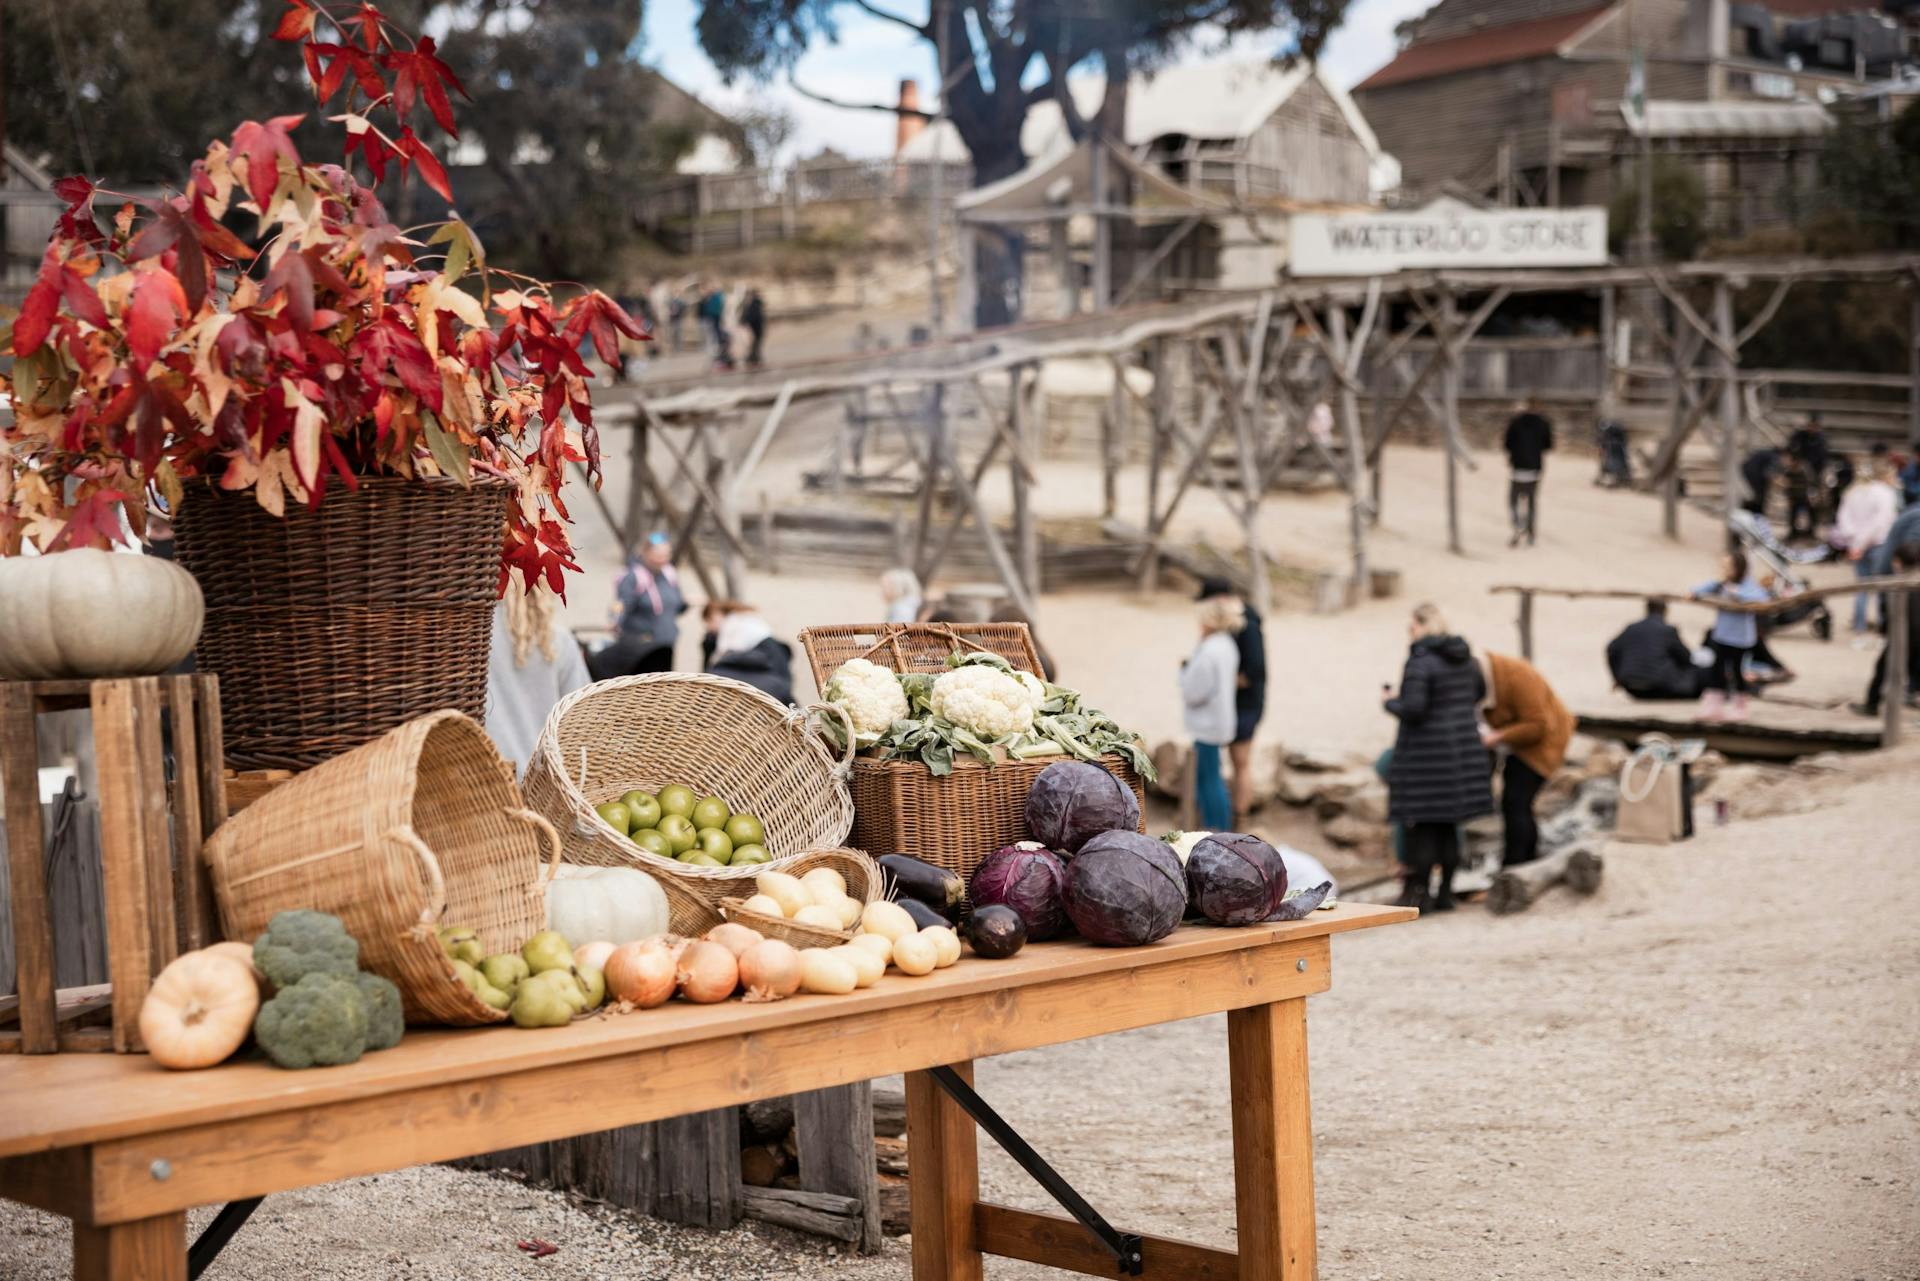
1728, 509, 1834, 641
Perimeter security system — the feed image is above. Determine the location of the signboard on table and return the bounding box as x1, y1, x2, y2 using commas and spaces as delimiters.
1288, 200, 1609, 277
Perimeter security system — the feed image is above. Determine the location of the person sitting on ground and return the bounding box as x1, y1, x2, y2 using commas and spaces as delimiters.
1739, 447, 1783, 519
1479, 652, 1576, 870
700, 600, 795, 705
486, 578, 591, 778
1383, 603, 1493, 912
1690, 549, 1771, 723
1606, 599, 1706, 700
1851, 540, 1920, 718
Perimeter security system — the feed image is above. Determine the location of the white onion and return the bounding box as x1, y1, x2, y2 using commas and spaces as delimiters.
738, 939, 803, 1001
574, 941, 617, 973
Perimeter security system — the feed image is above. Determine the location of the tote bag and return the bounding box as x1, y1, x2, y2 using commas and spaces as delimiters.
1615, 734, 1701, 844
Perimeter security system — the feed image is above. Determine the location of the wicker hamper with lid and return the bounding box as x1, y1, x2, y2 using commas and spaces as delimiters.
203, 710, 561, 1026
797, 622, 1145, 885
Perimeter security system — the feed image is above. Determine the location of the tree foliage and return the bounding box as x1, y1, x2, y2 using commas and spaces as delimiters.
1607, 157, 1706, 261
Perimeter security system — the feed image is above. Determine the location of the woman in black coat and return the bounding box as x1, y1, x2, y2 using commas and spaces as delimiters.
1384, 603, 1493, 912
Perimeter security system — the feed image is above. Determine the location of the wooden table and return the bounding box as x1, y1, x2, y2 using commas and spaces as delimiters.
0, 904, 1412, 1280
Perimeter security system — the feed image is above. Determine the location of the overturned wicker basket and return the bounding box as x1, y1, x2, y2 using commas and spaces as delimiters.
520, 672, 871, 934
204, 711, 561, 1026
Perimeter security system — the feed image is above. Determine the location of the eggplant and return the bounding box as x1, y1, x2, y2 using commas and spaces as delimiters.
962, 905, 1027, 959
879, 854, 965, 913
896, 896, 953, 932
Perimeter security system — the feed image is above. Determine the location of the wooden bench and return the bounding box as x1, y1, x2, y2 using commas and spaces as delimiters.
0, 903, 1413, 1280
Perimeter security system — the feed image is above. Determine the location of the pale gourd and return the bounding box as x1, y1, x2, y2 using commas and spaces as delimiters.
138, 950, 261, 1070
0, 548, 204, 680
546, 865, 670, 947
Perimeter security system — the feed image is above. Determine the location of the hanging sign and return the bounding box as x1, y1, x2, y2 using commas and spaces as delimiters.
1288, 201, 1609, 277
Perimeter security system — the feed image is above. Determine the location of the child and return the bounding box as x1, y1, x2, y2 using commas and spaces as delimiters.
1689, 550, 1770, 723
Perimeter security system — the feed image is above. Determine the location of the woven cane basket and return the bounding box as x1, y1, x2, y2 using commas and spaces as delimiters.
520, 673, 872, 935
172, 475, 509, 770
204, 711, 561, 1026
798, 622, 1146, 884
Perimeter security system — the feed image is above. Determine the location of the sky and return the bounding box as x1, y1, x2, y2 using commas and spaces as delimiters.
639, 0, 1436, 164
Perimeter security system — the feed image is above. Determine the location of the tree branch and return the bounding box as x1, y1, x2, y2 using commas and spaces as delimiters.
846, 0, 930, 37
787, 74, 934, 119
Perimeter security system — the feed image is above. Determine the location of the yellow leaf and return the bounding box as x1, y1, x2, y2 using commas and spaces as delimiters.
153, 460, 185, 518
421, 411, 472, 485
281, 377, 325, 490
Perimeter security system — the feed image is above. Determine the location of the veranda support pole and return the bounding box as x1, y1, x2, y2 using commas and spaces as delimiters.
1142, 339, 1169, 591
1011, 364, 1040, 602
1714, 279, 1740, 545
1885, 590, 1908, 747
1441, 290, 1463, 556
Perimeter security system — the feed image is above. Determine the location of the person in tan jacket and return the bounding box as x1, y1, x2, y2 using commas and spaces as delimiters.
1479, 652, 1576, 868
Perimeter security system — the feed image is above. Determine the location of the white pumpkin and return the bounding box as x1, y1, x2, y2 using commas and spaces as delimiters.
546, 864, 671, 947
138, 949, 260, 1070
0, 548, 204, 680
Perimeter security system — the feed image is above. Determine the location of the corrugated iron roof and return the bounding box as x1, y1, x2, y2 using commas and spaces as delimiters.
1354, 5, 1613, 92
1624, 99, 1834, 137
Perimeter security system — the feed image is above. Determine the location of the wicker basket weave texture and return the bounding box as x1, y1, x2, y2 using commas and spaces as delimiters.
797, 622, 1144, 884
204, 711, 560, 1026
520, 672, 863, 935
171, 476, 509, 771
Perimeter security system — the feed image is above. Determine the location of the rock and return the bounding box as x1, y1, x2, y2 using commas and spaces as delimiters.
1344, 782, 1391, 825
1276, 770, 1320, 807
1580, 740, 1631, 781
1148, 741, 1188, 799
1793, 751, 1850, 775
1322, 814, 1386, 848
740, 1145, 784, 1188
874, 1135, 909, 1177
1285, 745, 1367, 773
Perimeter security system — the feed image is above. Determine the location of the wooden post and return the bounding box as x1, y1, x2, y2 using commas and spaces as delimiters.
1010, 364, 1041, 599
652, 1107, 741, 1229
795, 1084, 883, 1253
73, 1213, 186, 1281
0, 684, 56, 1053
90, 679, 161, 1053
1518, 590, 1535, 662
1330, 304, 1368, 604
624, 414, 650, 558
1090, 141, 1112, 312
1908, 289, 1919, 450
1227, 999, 1317, 1281
1599, 284, 1618, 408
706, 430, 745, 599
1714, 278, 1740, 540
1441, 290, 1463, 556
1051, 219, 1075, 317
906, 1063, 984, 1281
1886, 588, 1908, 747
758, 489, 778, 574
1142, 339, 1170, 590
913, 385, 947, 579
1102, 367, 1122, 519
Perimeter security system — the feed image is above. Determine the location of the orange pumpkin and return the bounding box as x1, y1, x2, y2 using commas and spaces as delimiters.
138, 950, 261, 1069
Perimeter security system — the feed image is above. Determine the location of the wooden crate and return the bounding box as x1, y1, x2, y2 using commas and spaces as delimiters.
0, 676, 227, 1054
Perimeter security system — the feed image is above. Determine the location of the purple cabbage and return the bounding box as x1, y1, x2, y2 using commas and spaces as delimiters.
1024, 761, 1141, 854
969, 842, 1070, 941
1185, 832, 1290, 926
1062, 830, 1186, 947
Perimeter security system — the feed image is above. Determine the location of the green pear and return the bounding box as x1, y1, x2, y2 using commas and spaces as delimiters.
450, 959, 483, 993
521, 930, 574, 974
480, 953, 530, 992
475, 979, 514, 1011
509, 979, 574, 1028
527, 967, 589, 1013
439, 925, 480, 959
576, 964, 607, 1010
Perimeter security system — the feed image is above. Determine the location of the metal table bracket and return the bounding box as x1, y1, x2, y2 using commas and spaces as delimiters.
188, 1196, 263, 1279
928, 1065, 1144, 1276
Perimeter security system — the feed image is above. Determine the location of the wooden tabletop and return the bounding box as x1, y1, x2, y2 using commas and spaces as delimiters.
0, 905, 1410, 1161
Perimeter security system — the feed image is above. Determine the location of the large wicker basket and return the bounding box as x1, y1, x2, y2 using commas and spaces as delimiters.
203, 711, 561, 1026
520, 672, 870, 934
172, 475, 509, 770
798, 622, 1146, 884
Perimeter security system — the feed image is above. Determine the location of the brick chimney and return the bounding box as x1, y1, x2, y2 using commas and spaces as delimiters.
895, 79, 924, 157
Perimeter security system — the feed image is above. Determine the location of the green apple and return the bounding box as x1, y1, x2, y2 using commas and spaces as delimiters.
695, 827, 734, 862
691, 796, 731, 831
656, 784, 697, 819
450, 958, 483, 993
594, 801, 632, 836
680, 852, 726, 868
725, 813, 765, 847
656, 813, 697, 855
620, 791, 663, 829
475, 979, 514, 1011
576, 964, 607, 1010
509, 980, 574, 1028
729, 843, 770, 866
631, 828, 671, 858
480, 953, 529, 992
521, 929, 574, 975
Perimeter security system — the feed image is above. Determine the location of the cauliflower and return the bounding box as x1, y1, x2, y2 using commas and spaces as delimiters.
252, 909, 359, 991
253, 973, 368, 1069
355, 973, 405, 1051
1163, 830, 1211, 864
929, 665, 1034, 739
825, 658, 909, 740
1013, 670, 1047, 711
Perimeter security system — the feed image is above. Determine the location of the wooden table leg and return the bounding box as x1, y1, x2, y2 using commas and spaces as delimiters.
73, 1212, 187, 1281
905, 1062, 983, 1281
1228, 998, 1316, 1281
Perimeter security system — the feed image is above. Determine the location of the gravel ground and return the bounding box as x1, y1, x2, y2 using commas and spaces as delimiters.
8, 744, 1916, 1280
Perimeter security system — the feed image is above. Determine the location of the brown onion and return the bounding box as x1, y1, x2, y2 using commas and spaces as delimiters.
574, 940, 617, 973
737, 939, 803, 1002
704, 922, 764, 958
675, 940, 739, 1004
605, 941, 676, 1008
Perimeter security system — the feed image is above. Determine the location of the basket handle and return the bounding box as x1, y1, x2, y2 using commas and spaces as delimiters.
801, 701, 858, 776
507, 806, 567, 892
383, 824, 449, 938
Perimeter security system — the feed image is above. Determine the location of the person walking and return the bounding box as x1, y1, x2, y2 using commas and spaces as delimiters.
1503, 397, 1554, 547
1834, 456, 1899, 635
1197, 577, 1266, 823
602, 532, 686, 677
1180, 597, 1244, 832
485, 578, 592, 778
1689, 549, 1771, 723
1480, 652, 1575, 869
741, 289, 768, 369
1383, 603, 1493, 911
698, 284, 732, 369
1850, 540, 1920, 717
1606, 599, 1707, 700
701, 600, 796, 704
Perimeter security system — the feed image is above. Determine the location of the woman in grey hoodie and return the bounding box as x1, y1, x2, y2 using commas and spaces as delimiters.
1181, 597, 1244, 829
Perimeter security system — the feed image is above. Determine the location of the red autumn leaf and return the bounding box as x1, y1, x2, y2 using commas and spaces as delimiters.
350, 316, 442, 410
48, 488, 135, 552
344, 120, 399, 184
126, 270, 189, 367
323, 434, 360, 490
13, 246, 64, 355
60, 266, 110, 330
566, 290, 647, 368
337, 2, 390, 54
260, 250, 317, 332
382, 36, 468, 137
270, 0, 317, 41
231, 114, 306, 210
50, 176, 103, 245
52, 175, 94, 203
395, 128, 452, 202
305, 42, 385, 105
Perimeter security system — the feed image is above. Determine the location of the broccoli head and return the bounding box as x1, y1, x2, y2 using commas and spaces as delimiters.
254, 972, 368, 1069
252, 909, 359, 990
355, 972, 405, 1051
